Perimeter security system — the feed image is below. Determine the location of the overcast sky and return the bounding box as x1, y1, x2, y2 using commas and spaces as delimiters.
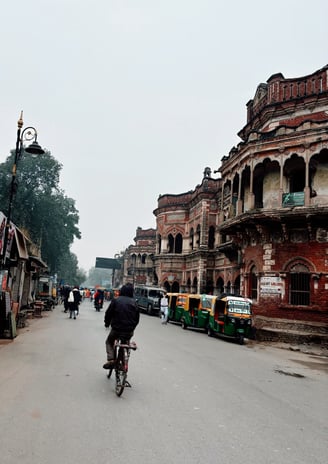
0, 1, 327, 271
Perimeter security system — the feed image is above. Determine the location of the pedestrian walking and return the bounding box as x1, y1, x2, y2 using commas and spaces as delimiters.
68, 285, 81, 319
62, 285, 70, 312
160, 292, 169, 324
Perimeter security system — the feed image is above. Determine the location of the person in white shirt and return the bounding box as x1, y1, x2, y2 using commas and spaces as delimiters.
160, 293, 169, 324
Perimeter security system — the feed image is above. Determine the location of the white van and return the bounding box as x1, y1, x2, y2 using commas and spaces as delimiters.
134, 285, 166, 315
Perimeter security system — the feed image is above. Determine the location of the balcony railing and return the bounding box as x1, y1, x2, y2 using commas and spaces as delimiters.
282, 192, 305, 207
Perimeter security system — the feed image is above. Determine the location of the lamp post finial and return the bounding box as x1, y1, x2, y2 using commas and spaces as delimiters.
18, 111, 23, 129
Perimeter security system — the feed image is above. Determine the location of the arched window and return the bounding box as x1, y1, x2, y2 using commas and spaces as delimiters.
289, 263, 310, 305
192, 276, 198, 293
250, 266, 258, 300
190, 228, 194, 250
205, 279, 214, 294
141, 254, 147, 264
208, 226, 215, 249
175, 233, 183, 254
168, 234, 174, 253
234, 275, 240, 296
158, 234, 162, 254
172, 281, 180, 293
167, 233, 182, 254
216, 277, 224, 296
196, 224, 201, 247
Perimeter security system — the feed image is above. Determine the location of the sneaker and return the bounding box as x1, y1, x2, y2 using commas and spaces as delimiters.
103, 360, 115, 369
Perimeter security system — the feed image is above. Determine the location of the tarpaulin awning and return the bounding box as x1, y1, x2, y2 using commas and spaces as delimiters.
29, 255, 48, 269
14, 227, 28, 260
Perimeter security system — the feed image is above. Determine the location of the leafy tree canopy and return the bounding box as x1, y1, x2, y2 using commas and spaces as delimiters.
0, 149, 81, 281
57, 251, 87, 287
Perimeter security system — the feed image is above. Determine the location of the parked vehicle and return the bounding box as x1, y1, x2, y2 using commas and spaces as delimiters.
207, 295, 252, 344
36, 275, 56, 310
167, 293, 184, 323
134, 285, 165, 315
179, 293, 212, 331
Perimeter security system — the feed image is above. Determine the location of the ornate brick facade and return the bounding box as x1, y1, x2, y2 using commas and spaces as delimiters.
125, 65, 328, 333
123, 227, 157, 286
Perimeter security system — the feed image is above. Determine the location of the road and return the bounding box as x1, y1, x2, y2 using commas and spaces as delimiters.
0, 299, 327, 464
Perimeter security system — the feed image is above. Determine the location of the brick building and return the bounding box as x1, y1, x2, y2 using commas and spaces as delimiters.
217, 65, 328, 333
124, 227, 157, 286
126, 65, 328, 337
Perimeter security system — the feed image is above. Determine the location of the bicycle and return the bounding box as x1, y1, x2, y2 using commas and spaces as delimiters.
107, 338, 137, 397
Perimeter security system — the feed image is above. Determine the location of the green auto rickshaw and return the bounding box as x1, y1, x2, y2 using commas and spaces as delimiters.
180, 293, 212, 331
167, 293, 186, 323
207, 295, 252, 345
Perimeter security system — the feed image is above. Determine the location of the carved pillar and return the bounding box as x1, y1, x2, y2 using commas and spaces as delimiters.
304, 151, 310, 206
237, 172, 243, 215
279, 152, 284, 206
249, 160, 255, 209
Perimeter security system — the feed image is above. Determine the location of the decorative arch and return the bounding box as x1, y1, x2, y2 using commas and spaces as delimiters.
282, 256, 315, 273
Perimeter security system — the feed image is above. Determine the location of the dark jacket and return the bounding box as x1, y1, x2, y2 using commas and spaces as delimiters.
104, 295, 140, 334
73, 287, 81, 303
70, 287, 81, 310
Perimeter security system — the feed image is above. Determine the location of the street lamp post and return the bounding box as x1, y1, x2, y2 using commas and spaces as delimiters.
2, 112, 44, 270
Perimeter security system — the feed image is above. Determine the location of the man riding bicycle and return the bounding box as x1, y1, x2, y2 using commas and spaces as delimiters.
103, 283, 140, 369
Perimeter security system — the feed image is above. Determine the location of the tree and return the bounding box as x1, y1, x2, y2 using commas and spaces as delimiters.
56, 251, 87, 286
0, 149, 81, 276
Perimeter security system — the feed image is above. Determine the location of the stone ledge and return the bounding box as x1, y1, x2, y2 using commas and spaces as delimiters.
256, 327, 328, 346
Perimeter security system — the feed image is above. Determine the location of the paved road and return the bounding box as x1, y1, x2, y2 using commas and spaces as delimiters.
0, 299, 327, 464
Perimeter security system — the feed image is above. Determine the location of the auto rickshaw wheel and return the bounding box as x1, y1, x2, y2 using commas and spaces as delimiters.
238, 334, 244, 345
181, 319, 187, 330
207, 327, 213, 337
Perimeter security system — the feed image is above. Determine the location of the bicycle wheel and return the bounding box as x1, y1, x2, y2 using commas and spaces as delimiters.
115, 348, 127, 397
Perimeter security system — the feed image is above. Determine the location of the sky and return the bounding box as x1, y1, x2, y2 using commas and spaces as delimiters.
0, 1, 327, 272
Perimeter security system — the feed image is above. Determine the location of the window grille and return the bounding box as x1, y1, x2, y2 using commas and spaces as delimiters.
290, 273, 310, 305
